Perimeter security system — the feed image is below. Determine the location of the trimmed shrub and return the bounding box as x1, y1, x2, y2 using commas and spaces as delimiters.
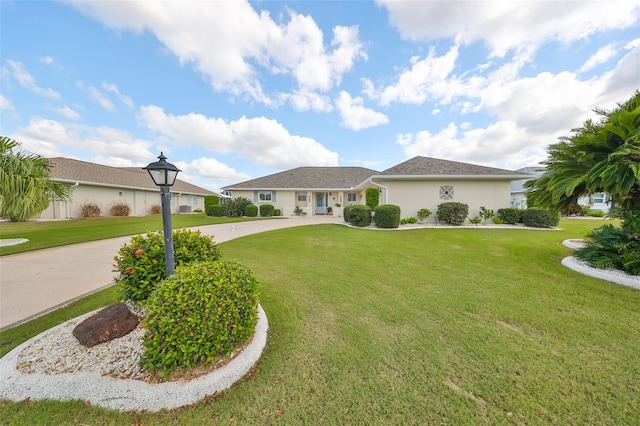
522, 208, 559, 228
575, 224, 640, 275
343, 205, 353, 222
204, 195, 219, 211
497, 208, 520, 224
224, 197, 252, 217
365, 188, 380, 210
150, 204, 162, 215
589, 210, 606, 217
245, 204, 258, 217
114, 229, 222, 303
400, 217, 417, 224
374, 204, 401, 228
273, 209, 281, 216
417, 208, 431, 223
80, 202, 101, 218
110, 202, 131, 217
260, 204, 274, 217
437, 202, 469, 225
348, 205, 371, 227
207, 205, 225, 217
140, 260, 259, 378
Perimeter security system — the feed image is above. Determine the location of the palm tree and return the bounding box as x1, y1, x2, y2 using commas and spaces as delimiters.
0, 136, 70, 222
525, 91, 640, 274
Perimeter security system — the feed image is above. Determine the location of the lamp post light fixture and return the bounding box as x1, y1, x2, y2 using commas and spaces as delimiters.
144, 152, 181, 276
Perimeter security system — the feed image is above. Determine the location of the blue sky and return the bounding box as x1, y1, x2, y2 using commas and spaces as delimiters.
2, 1, 639, 193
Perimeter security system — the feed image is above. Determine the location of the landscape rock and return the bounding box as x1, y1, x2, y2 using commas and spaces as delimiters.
72, 302, 139, 348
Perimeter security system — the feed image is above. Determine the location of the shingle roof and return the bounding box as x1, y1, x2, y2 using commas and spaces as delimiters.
223, 166, 379, 190
48, 157, 214, 195
378, 156, 527, 178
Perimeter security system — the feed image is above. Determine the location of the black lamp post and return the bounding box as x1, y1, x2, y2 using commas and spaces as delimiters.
144, 152, 181, 276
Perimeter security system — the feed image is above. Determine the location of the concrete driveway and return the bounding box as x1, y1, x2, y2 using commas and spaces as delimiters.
0, 216, 341, 330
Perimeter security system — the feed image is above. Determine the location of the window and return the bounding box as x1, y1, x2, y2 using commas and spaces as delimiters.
258, 191, 272, 202
592, 193, 605, 204
297, 193, 307, 202
347, 192, 357, 202
187, 195, 198, 206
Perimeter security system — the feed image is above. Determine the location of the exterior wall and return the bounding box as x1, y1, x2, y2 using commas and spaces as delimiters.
38, 184, 204, 219
228, 190, 299, 216
377, 179, 512, 224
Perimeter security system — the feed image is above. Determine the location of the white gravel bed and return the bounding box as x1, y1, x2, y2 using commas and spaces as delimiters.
562, 256, 640, 290
0, 305, 268, 412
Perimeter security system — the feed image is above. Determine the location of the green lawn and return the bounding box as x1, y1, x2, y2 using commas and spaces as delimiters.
2, 218, 639, 425
0, 214, 277, 256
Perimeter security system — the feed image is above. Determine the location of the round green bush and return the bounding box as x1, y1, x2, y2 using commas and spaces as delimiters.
140, 260, 259, 378
497, 208, 520, 224
522, 208, 559, 228
114, 229, 222, 303
436, 202, 469, 225
343, 205, 353, 222
206, 205, 224, 217
259, 204, 274, 217
347, 205, 371, 227
273, 208, 281, 216
245, 204, 258, 217
374, 204, 401, 228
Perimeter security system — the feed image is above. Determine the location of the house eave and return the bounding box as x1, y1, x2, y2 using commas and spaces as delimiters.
370, 174, 529, 181
53, 178, 208, 195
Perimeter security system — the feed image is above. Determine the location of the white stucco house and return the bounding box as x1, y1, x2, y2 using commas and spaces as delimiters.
223, 156, 530, 222
510, 166, 610, 212
38, 157, 217, 220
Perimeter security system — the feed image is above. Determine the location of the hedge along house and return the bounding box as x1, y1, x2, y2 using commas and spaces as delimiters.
222, 166, 379, 217
38, 157, 216, 219
371, 157, 530, 222
223, 156, 530, 221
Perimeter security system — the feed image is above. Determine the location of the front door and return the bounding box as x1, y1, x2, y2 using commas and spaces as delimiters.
315, 192, 328, 214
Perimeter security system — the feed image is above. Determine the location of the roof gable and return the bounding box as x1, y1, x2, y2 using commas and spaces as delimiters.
48, 157, 214, 195
379, 156, 526, 177
223, 166, 379, 190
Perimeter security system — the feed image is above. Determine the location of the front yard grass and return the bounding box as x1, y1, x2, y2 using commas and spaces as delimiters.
0, 214, 276, 256
1, 218, 638, 424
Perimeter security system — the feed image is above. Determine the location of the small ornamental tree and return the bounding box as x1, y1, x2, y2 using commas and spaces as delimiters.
365, 188, 380, 210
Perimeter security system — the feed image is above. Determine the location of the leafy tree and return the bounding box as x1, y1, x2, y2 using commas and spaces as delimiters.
525, 92, 640, 274
0, 136, 70, 222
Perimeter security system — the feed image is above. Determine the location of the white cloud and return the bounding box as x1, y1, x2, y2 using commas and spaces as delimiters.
335, 91, 389, 131
137, 105, 339, 169
377, 0, 640, 57
52, 105, 81, 120
12, 116, 155, 162
579, 44, 618, 72
278, 89, 333, 112
0, 94, 14, 110
102, 82, 134, 108
68, 1, 365, 103
40, 56, 55, 65
175, 157, 251, 186
363, 45, 459, 106
88, 86, 117, 112
4, 60, 62, 99
396, 121, 549, 170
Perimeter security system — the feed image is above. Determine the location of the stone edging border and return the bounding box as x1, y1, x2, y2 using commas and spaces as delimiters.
0, 305, 268, 412
560, 239, 640, 290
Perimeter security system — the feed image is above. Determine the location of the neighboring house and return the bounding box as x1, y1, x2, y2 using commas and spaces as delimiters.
223, 156, 530, 222
222, 166, 378, 217
511, 166, 610, 212
510, 166, 546, 209
38, 157, 216, 220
